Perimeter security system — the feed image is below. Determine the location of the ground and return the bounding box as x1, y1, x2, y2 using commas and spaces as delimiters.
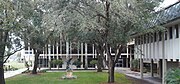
126, 76, 153, 84
6, 72, 131, 84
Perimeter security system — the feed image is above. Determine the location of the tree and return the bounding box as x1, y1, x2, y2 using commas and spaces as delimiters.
0, 0, 24, 83
29, 0, 162, 83
16, 0, 60, 74
59, 0, 163, 83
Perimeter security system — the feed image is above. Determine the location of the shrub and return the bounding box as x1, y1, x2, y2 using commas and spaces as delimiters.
131, 59, 139, 71
73, 60, 82, 67
165, 68, 180, 84
90, 60, 98, 65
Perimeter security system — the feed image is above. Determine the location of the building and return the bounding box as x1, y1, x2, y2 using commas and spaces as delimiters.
134, 2, 180, 84
22, 41, 134, 69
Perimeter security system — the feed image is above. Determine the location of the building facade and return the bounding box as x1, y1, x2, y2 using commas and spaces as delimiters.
22, 41, 134, 69
134, 1, 180, 84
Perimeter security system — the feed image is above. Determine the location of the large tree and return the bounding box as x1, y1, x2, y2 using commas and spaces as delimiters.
17, 0, 62, 74
15, 0, 162, 83
53, 0, 163, 83
0, 0, 23, 84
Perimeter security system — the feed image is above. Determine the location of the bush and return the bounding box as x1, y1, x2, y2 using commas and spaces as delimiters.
51, 60, 63, 65
90, 60, 98, 65
73, 60, 82, 67
131, 59, 139, 72
165, 68, 180, 84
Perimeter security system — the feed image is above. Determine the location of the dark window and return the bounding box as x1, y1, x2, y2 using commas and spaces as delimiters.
54, 45, 57, 54
175, 24, 179, 38
87, 44, 93, 54
147, 34, 149, 43
83, 43, 86, 54
62, 42, 66, 54
165, 31, 167, 40
144, 35, 146, 44
159, 31, 162, 41
154, 33, 157, 42
169, 27, 173, 39
150, 33, 153, 43
50, 45, 53, 54
25, 52, 28, 54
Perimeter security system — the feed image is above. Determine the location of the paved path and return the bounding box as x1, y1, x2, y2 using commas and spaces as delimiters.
115, 68, 162, 84
4, 68, 27, 79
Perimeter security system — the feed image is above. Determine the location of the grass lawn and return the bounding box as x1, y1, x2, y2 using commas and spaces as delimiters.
6, 72, 131, 84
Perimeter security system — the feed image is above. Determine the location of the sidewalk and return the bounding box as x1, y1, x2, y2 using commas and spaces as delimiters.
115, 68, 162, 84
4, 68, 27, 79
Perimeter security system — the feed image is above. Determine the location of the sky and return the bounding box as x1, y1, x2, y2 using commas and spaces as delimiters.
160, 0, 178, 8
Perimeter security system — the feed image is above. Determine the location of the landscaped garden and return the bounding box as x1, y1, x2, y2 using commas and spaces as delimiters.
6, 72, 131, 84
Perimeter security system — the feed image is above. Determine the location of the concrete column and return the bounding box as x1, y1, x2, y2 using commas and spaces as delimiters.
162, 32, 167, 84
93, 44, 95, 58
60, 40, 62, 55
85, 43, 88, 69
81, 43, 83, 68
66, 42, 69, 59
48, 44, 51, 68
56, 43, 59, 58
140, 36, 143, 79
151, 59, 154, 77
140, 58, 143, 79
126, 46, 129, 68
130, 47, 132, 69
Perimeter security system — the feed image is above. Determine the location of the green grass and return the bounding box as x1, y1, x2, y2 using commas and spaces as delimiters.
6, 72, 131, 84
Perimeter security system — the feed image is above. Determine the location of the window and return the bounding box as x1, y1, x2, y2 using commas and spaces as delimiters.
154, 33, 157, 42
147, 34, 149, 43
165, 31, 167, 40
25, 52, 28, 54
159, 31, 162, 41
143, 35, 146, 44
169, 27, 173, 39
175, 24, 179, 38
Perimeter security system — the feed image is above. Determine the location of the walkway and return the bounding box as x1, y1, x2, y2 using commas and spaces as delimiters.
4, 68, 27, 79
115, 68, 162, 84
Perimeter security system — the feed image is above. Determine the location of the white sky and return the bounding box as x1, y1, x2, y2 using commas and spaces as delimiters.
160, 0, 178, 8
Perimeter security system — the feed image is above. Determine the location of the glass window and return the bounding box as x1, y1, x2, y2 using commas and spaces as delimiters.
154, 33, 157, 42
175, 24, 179, 38
165, 31, 167, 40
169, 27, 173, 39
159, 31, 162, 41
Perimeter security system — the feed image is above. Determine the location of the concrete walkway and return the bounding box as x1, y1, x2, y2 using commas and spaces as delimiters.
115, 68, 162, 84
4, 68, 27, 79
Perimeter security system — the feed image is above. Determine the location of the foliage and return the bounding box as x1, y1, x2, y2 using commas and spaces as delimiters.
165, 68, 180, 84
73, 60, 82, 67
90, 60, 98, 65
131, 59, 139, 71
50, 60, 63, 65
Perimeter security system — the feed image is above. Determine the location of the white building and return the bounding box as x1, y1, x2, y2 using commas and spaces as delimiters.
23, 41, 134, 69
134, 2, 180, 84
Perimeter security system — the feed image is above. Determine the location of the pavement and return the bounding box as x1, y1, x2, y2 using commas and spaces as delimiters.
4, 68, 27, 79
115, 68, 162, 84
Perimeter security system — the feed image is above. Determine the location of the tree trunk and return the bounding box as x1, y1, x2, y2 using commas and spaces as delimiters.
108, 59, 115, 83
97, 51, 103, 72
32, 49, 40, 74
108, 66, 115, 83
0, 61, 5, 84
